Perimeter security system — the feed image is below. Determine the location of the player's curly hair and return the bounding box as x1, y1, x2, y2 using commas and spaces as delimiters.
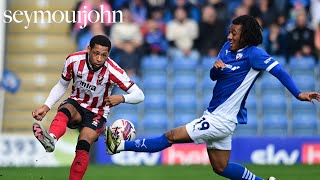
90, 35, 112, 51
232, 15, 263, 46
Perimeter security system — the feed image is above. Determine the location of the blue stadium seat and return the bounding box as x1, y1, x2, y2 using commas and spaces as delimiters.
141, 55, 168, 70
173, 74, 197, 90
202, 90, 212, 110
173, 93, 197, 112
201, 56, 216, 72
262, 112, 288, 136
143, 112, 168, 136
289, 56, 316, 70
201, 76, 216, 109
202, 75, 216, 90
292, 112, 318, 136
172, 57, 198, 71
173, 112, 198, 127
289, 56, 316, 76
291, 98, 317, 112
260, 73, 285, 95
291, 74, 315, 91
143, 87, 167, 96
112, 103, 139, 114
234, 111, 258, 136
142, 74, 167, 89
262, 93, 287, 111
144, 94, 167, 110
246, 93, 257, 110
142, 69, 167, 78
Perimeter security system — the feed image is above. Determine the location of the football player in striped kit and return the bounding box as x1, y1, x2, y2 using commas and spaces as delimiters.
32, 35, 144, 180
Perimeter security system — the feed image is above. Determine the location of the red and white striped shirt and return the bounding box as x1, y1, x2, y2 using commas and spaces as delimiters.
62, 51, 134, 118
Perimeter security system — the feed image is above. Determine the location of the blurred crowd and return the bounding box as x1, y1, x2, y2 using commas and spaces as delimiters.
69, 0, 320, 77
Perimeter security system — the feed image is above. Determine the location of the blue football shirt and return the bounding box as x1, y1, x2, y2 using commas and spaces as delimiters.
207, 41, 279, 124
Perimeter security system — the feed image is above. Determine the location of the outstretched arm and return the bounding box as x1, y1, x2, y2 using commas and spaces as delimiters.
32, 78, 70, 121
269, 64, 320, 103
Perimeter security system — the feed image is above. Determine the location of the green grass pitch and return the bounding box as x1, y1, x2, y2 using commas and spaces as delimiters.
0, 164, 319, 180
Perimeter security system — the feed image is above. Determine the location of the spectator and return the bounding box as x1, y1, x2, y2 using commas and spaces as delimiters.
129, 0, 148, 25
196, 5, 227, 57
206, 0, 229, 23
265, 22, 287, 56
163, 0, 201, 23
71, 0, 112, 36
287, 9, 315, 57
146, 0, 167, 9
314, 22, 320, 58
241, 0, 260, 17
310, 0, 320, 29
287, 0, 310, 27
110, 8, 143, 76
274, 0, 290, 16
227, 5, 249, 35
257, 0, 277, 28
141, 7, 168, 55
232, 5, 249, 20
109, 0, 129, 10
166, 7, 199, 60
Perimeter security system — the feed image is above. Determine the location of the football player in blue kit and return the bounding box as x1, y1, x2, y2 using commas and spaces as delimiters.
106, 15, 320, 180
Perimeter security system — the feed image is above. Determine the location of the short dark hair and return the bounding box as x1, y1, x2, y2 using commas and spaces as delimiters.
89, 35, 112, 51
232, 15, 263, 46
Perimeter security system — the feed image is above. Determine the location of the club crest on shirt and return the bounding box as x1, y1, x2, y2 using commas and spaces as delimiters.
77, 71, 83, 78
97, 74, 104, 85
236, 53, 243, 60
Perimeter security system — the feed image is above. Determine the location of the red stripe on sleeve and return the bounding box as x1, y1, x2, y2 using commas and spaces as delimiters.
64, 61, 75, 80
107, 58, 124, 74
109, 73, 134, 91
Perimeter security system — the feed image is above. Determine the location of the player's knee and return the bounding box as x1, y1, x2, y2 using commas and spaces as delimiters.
58, 108, 72, 120
76, 140, 90, 152
212, 163, 227, 174
59, 104, 79, 118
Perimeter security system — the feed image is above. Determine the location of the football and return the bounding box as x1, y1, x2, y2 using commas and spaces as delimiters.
110, 119, 136, 141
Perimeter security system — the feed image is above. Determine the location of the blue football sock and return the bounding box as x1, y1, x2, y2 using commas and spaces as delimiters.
219, 162, 263, 180
124, 134, 172, 152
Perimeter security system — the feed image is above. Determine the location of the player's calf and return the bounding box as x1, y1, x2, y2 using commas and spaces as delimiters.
32, 122, 55, 152
69, 140, 90, 180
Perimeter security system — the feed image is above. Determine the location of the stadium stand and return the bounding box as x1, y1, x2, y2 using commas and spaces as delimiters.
3, 0, 77, 132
